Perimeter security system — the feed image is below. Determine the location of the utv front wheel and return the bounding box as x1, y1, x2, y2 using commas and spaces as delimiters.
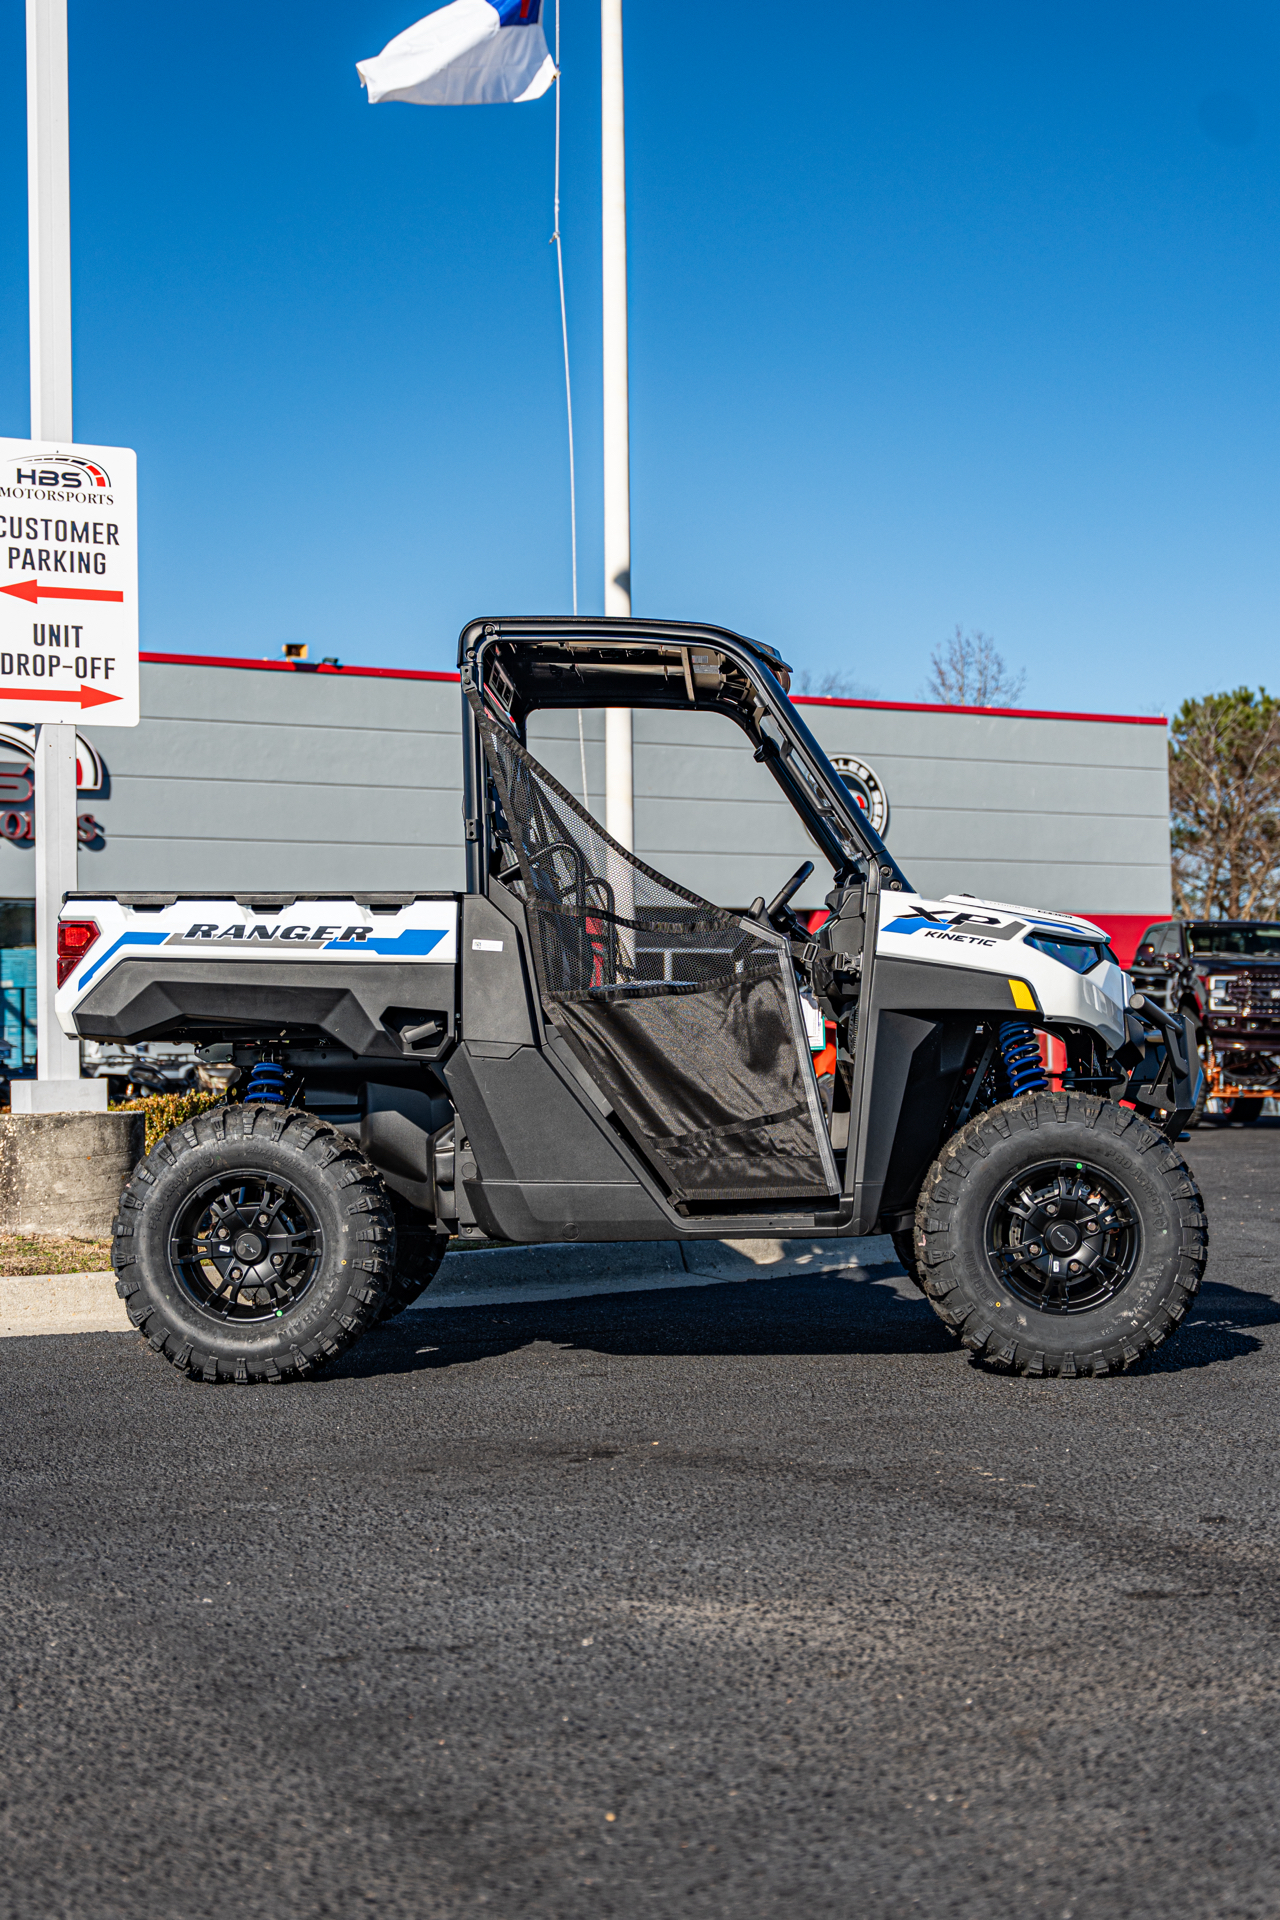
112, 1105, 395, 1382
914, 1092, 1207, 1376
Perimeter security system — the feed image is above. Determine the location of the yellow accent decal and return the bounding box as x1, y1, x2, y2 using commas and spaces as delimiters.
1009, 978, 1037, 1011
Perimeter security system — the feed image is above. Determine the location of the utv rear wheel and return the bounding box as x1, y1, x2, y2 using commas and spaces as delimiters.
1229, 1096, 1266, 1124
111, 1104, 395, 1382
890, 1228, 926, 1292
375, 1193, 449, 1323
914, 1091, 1207, 1377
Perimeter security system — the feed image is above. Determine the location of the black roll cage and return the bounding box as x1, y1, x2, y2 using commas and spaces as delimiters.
457, 616, 912, 899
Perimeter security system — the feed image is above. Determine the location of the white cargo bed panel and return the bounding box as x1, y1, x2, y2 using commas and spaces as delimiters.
56, 895, 459, 1035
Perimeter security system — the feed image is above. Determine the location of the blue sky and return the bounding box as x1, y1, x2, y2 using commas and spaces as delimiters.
0, 1, 1276, 715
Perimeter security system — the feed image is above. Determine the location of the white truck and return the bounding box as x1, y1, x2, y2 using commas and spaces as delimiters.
54, 617, 1205, 1383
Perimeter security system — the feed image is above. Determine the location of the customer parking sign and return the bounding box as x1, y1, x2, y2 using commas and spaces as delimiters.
0, 439, 139, 727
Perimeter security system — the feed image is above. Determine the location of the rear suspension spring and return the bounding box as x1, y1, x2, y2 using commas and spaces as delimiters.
243, 1059, 290, 1105
998, 1020, 1048, 1097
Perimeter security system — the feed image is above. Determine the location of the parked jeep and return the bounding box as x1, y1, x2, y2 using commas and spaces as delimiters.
1131, 918, 1280, 1122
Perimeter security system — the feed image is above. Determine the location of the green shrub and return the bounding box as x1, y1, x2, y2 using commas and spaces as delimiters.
112, 1088, 227, 1154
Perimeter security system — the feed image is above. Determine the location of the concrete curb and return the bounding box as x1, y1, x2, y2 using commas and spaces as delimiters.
0, 1112, 144, 1238
0, 1236, 905, 1339
0, 1271, 128, 1339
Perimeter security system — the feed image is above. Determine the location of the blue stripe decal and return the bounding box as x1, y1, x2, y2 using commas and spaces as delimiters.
74, 923, 449, 992
322, 929, 448, 957
77, 930, 170, 989
885, 912, 1093, 938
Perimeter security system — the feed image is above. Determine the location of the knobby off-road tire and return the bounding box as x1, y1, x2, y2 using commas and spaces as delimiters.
911, 1090, 1208, 1377
112, 1104, 396, 1383
375, 1193, 450, 1324
890, 1229, 926, 1292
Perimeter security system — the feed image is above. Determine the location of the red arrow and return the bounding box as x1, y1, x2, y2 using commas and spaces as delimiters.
1, 580, 124, 605
0, 684, 121, 709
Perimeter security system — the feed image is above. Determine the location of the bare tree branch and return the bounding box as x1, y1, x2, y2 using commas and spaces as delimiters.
794, 669, 878, 699
927, 628, 1026, 707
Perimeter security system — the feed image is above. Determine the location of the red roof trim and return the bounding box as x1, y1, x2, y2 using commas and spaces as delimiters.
137, 653, 1164, 726
139, 650, 461, 684
791, 694, 1166, 726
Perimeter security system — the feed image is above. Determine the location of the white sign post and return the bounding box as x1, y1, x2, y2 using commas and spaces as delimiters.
18, 0, 140, 1113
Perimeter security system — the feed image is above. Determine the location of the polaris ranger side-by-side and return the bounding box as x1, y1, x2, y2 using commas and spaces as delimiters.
56, 618, 1207, 1382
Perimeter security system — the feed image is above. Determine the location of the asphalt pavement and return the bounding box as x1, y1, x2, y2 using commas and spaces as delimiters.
3, 1120, 1280, 1919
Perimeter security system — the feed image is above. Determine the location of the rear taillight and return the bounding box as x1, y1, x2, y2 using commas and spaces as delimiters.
57, 918, 100, 986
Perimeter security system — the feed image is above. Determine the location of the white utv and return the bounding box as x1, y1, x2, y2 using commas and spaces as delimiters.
55, 618, 1206, 1383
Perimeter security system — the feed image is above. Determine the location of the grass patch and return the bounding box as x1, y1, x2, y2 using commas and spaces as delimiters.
0, 1233, 113, 1276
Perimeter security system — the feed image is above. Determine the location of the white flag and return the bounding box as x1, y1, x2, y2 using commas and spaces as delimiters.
358, 0, 555, 107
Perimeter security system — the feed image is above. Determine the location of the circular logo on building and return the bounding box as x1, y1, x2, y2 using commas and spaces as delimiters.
830, 754, 889, 835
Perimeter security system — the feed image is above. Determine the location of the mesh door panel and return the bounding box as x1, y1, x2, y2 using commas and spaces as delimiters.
475, 701, 835, 1205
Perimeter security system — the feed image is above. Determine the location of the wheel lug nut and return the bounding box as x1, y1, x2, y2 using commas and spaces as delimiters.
1068, 1261, 1081, 1273
272, 1254, 283, 1267
1027, 1243, 1041, 1256
231, 1267, 242, 1280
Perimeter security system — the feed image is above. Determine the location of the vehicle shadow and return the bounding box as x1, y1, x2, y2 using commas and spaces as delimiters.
334, 1267, 955, 1380
333, 1272, 1280, 1382
1141, 1279, 1280, 1372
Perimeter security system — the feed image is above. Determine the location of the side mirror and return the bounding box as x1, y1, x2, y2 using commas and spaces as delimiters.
1136, 945, 1157, 960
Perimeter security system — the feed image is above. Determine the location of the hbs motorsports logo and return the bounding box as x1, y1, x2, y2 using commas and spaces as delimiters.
3, 452, 111, 493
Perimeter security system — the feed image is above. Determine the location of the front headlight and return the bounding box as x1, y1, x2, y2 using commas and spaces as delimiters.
1022, 932, 1107, 974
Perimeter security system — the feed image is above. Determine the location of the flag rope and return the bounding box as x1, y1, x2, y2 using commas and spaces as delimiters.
552, 0, 587, 809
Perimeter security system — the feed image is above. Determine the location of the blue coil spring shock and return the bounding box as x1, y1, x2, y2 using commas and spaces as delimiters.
244, 1059, 289, 1104
998, 1020, 1048, 1097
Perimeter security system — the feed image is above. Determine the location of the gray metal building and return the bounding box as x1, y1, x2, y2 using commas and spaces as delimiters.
0, 649, 1171, 963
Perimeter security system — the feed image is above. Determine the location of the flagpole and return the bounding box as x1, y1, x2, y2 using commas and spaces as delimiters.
25, 0, 84, 1101
600, 0, 633, 851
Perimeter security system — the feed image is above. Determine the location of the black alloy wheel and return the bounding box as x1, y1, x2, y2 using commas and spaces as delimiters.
112, 1104, 395, 1383
985, 1159, 1140, 1315
912, 1090, 1208, 1377
168, 1170, 324, 1322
